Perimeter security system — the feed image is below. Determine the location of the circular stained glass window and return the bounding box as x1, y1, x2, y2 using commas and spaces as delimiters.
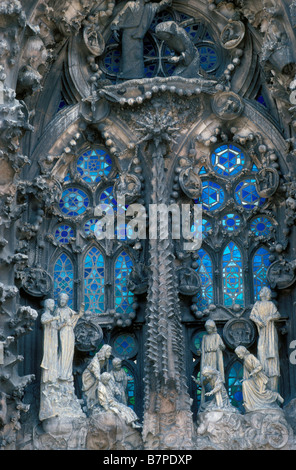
211, 144, 245, 177
222, 213, 241, 231
113, 333, 137, 359
250, 217, 273, 237
191, 331, 207, 354
84, 218, 99, 235
59, 187, 90, 216
201, 181, 225, 211
54, 224, 74, 243
235, 179, 266, 209
77, 148, 112, 184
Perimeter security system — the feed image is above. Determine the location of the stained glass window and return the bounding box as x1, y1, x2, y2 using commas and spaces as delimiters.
253, 247, 271, 300
235, 179, 265, 209
222, 213, 241, 232
192, 331, 207, 354
99, 186, 118, 212
250, 217, 273, 237
198, 45, 217, 72
54, 253, 74, 306
77, 148, 112, 183
59, 187, 90, 216
195, 249, 214, 311
222, 242, 244, 307
201, 181, 225, 211
202, 219, 212, 238
54, 224, 74, 244
114, 251, 134, 317
84, 246, 105, 314
84, 218, 99, 236
227, 361, 244, 412
211, 144, 245, 177
113, 333, 137, 359
123, 366, 136, 410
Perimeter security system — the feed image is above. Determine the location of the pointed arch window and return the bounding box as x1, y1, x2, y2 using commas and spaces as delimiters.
195, 248, 214, 311
252, 247, 271, 300
53, 253, 74, 306
114, 251, 134, 318
84, 246, 105, 314
222, 242, 244, 307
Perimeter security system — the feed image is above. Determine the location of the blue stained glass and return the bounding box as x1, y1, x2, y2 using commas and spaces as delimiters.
222, 214, 241, 232
84, 218, 99, 235
113, 333, 137, 359
250, 217, 273, 237
99, 186, 118, 211
54, 253, 74, 306
227, 361, 244, 412
199, 166, 207, 175
114, 251, 134, 317
222, 242, 244, 307
59, 187, 89, 216
202, 219, 212, 238
235, 179, 266, 209
104, 48, 121, 74
195, 249, 214, 311
253, 247, 271, 300
84, 247, 105, 314
198, 45, 217, 71
54, 225, 74, 244
201, 181, 225, 211
77, 149, 112, 184
123, 366, 136, 410
211, 144, 245, 177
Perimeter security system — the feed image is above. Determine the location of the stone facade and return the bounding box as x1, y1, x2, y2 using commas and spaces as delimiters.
1, 0, 296, 451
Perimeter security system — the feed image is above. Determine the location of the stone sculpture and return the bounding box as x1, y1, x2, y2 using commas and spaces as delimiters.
40, 298, 59, 384
250, 286, 281, 391
199, 320, 225, 406
56, 293, 85, 382
82, 344, 112, 410
155, 21, 201, 78
111, 0, 172, 79
194, 367, 237, 412
97, 372, 141, 428
235, 346, 284, 413
110, 357, 129, 405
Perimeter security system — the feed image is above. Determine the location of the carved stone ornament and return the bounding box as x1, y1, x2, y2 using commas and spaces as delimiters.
220, 20, 245, 49
267, 260, 296, 290
177, 267, 201, 295
211, 91, 244, 121
114, 172, 142, 203
74, 319, 103, 352
21, 267, 52, 297
223, 318, 256, 350
83, 25, 105, 57
179, 166, 202, 199
255, 167, 279, 198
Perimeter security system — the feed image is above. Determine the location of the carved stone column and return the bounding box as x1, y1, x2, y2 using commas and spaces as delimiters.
139, 110, 193, 450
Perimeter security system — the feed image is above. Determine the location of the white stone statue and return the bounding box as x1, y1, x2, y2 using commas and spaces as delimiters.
55, 293, 84, 382
97, 372, 141, 429
235, 346, 284, 413
110, 357, 129, 405
40, 298, 59, 384
250, 286, 281, 391
82, 344, 112, 409
196, 367, 238, 412
199, 320, 225, 405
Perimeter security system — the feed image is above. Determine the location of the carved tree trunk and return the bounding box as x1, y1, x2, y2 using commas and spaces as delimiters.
142, 140, 193, 450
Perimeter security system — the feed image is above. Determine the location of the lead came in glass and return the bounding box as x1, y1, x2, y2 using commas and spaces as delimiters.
54, 225, 74, 244
195, 249, 214, 311
211, 144, 245, 177
201, 181, 225, 211
222, 242, 244, 307
114, 251, 134, 317
253, 247, 271, 300
77, 148, 112, 184
84, 247, 105, 314
235, 179, 265, 209
54, 253, 74, 306
250, 216, 273, 237
59, 187, 89, 216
